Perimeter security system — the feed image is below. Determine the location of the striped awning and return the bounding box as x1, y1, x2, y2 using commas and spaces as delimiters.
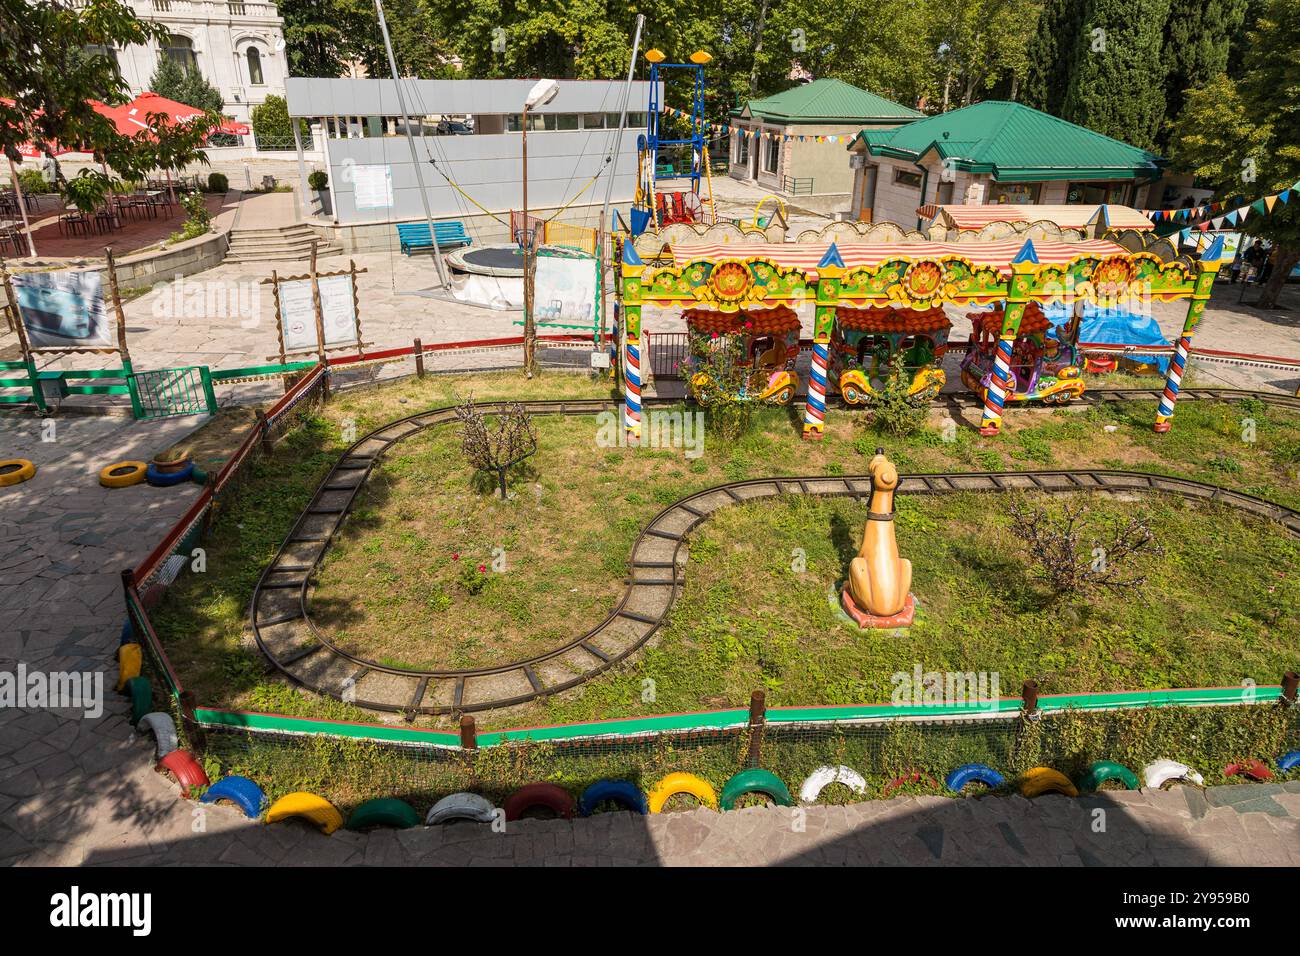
667, 239, 1128, 277
918, 203, 1154, 232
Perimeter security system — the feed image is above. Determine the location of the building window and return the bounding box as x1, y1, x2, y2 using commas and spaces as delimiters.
1067, 181, 1129, 205
83, 44, 119, 69
163, 34, 197, 72
764, 133, 779, 174
893, 168, 923, 189
246, 47, 264, 85
582, 113, 606, 130
990, 181, 1042, 204
735, 129, 749, 165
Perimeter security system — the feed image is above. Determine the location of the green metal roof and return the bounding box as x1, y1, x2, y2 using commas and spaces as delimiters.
850, 101, 1165, 182
733, 78, 922, 126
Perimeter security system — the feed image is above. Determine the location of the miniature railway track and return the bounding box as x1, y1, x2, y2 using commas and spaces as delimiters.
249, 389, 1300, 718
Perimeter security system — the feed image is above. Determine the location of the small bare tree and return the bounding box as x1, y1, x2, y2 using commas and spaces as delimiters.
1008, 496, 1164, 596
454, 397, 538, 499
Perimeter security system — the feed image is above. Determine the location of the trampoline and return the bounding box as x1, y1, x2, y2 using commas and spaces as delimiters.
445, 244, 525, 310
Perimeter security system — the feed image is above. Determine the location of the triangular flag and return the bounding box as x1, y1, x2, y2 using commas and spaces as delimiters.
818, 242, 846, 269
1265, 195, 1277, 212
1280, 190, 1291, 204
1252, 199, 1266, 213
1238, 206, 1250, 222
1225, 210, 1238, 225
1212, 216, 1225, 230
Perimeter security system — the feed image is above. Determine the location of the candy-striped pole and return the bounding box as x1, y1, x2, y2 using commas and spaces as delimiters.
802, 340, 829, 439
1156, 244, 1222, 432
1154, 333, 1191, 432
624, 336, 642, 442
978, 335, 1015, 435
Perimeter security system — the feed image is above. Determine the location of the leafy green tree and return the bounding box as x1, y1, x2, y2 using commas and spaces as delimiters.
1169, 0, 1300, 308
250, 94, 306, 141
0, 0, 216, 209
149, 57, 224, 112
1021, 0, 1084, 115
1158, 0, 1248, 146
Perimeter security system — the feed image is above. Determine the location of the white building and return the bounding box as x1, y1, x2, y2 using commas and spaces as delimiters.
100, 0, 290, 126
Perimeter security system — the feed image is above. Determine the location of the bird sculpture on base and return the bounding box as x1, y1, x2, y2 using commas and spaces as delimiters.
842, 448, 916, 628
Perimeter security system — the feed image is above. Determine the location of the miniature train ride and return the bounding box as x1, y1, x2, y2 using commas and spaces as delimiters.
831, 305, 951, 403
683, 306, 800, 405
960, 303, 1086, 405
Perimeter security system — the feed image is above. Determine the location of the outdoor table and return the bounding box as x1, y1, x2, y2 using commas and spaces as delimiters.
59, 212, 90, 237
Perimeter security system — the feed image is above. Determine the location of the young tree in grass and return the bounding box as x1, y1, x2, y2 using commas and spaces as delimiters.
1168, 0, 1300, 309
455, 398, 538, 499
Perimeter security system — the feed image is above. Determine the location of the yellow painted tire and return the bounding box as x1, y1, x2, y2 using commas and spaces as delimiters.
116, 642, 142, 693
647, 772, 718, 813
0, 459, 36, 487
99, 461, 148, 488
1020, 767, 1079, 798
264, 791, 345, 834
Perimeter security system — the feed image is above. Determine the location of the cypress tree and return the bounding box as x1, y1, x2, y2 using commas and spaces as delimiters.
1061, 0, 1172, 150
1020, 0, 1085, 115
1159, 0, 1248, 138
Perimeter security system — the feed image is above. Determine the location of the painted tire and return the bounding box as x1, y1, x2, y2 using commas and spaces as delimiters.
200, 775, 268, 819
798, 765, 867, 804
647, 772, 718, 813
136, 712, 178, 761
720, 768, 794, 810
124, 677, 152, 724
119, 619, 135, 647
1142, 759, 1205, 789
1020, 767, 1079, 798
115, 642, 142, 692
425, 792, 496, 826
1224, 759, 1274, 782
1277, 751, 1300, 773
346, 797, 420, 830
578, 779, 648, 816
265, 792, 345, 834
882, 771, 939, 798
945, 763, 1006, 794
1079, 760, 1140, 792
98, 461, 147, 488
157, 750, 209, 794
503, 783, 575, 822
145, 461, 195, 487
0, 459, 36, 487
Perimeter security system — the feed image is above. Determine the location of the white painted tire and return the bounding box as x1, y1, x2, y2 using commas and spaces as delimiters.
799, 765, 868, 804
425, 792, 496, 825
137, 712, 179, 761
1143, 759, 1204, 790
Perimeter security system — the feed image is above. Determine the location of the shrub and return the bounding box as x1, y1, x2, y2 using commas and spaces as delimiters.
308, 170, 328, 191
168, 191, 213, 243
207, 171, 229, 193
688, 332, 763, 442
17, 169, 52, 194
860, 351, 938, 438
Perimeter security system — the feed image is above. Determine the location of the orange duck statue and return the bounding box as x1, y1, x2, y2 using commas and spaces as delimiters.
842, 449, 916, 628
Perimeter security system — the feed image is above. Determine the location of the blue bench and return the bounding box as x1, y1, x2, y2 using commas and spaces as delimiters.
397, 221, 472, 255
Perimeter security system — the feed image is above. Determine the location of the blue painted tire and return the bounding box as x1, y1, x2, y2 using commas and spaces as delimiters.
120, 619, 135, 646
1278, 751, 1300, 772
145, 462, 195, 487
200, 775, 269, 819
945, 763, 1006, 793
578, 779, 648, 816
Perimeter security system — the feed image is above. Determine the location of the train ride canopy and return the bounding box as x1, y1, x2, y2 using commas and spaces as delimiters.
832, 303, 951, 403
616, 233, 1226, 439
682, 304, 801, 406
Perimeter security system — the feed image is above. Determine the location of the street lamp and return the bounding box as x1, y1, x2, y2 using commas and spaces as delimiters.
522, 78, 559, 376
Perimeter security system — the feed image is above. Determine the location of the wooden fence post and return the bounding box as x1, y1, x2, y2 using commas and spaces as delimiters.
1282, 671, 1298, 706
1021, 679, 1040, 719
414, 338, 425, 378
460, 714, 478, 751
255, 408, 272, 455
747, 689, 766, 767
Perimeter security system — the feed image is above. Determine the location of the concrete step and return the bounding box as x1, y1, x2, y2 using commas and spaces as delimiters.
225, 244, 343, 263
229, 224, 318, 239
226, 235, 324, 251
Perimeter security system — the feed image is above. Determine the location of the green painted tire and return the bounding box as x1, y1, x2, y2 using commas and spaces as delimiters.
346, 797, 420, 830
125, 677, 153, 725
1080, 760, 1140, 792
720, 768, 794, 810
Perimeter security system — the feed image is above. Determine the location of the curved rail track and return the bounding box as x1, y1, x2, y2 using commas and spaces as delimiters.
249, 389, 1300, 718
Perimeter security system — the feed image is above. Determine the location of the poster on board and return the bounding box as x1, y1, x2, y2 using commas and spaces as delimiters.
277, 277, 317, 353
352, 164, 393, 210
1192, 231, 1243, 259
534, 253, 597, 327
12, 269, 114, 349
317, 274, 358, 347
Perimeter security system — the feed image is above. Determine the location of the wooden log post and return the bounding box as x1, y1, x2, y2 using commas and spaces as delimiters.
1021, 679, 1040, 719
255, 408, 273, 455
1282, 671, 1299, 706
414, 337, 425, 378
459, 714, 478, 750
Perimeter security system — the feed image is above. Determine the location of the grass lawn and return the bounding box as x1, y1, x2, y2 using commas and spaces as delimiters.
150, 369, 1300, 733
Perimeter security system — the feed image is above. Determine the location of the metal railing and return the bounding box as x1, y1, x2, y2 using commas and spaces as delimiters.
782, 175, 814, 195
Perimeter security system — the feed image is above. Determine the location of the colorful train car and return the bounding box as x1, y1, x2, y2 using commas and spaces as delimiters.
683, 306, 800, 405
831, 305, 951, 404
960, 303, 1085, 405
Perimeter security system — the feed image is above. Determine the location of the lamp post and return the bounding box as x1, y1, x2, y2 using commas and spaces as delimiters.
522, 78, 559, 377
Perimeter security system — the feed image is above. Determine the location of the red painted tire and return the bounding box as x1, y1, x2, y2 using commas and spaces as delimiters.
503, 783, 575, 821
1224, 759, 1274, 782
882, 771, 939, 798
157, 750, 211, 795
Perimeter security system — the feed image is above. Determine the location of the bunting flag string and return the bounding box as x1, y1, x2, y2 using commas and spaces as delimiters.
1138, 180, 1299, 232
662, 105, 849, 144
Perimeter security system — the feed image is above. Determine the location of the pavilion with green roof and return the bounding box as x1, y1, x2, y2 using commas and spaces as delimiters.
727, 78, 922, 202
844, 100, 1167, 227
